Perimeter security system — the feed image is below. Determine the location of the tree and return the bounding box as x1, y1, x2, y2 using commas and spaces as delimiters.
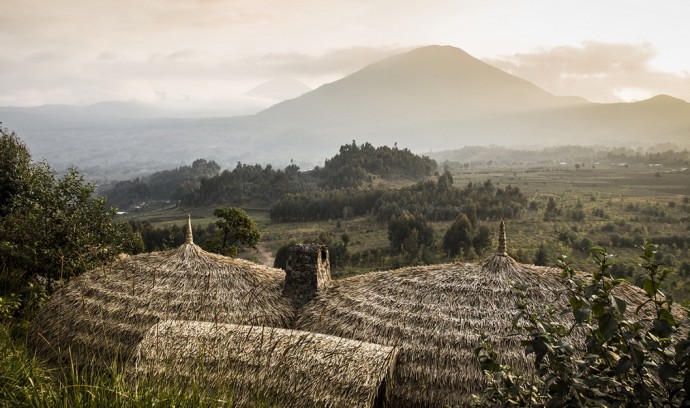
203, 207, 261, 257
387, 211, 434, 256
472, 225, 493, 255
474, 245, 690, 406
1, 129, 135, 313
443, 214, 474, 257
0, 130, 32, 217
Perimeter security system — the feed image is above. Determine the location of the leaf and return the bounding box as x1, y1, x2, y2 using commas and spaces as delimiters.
659, 363, 679, 382
573, 308, 589, 324
532, 337, 549, 364
615, 355, 633, 375
659, 308, 677, 326
598, 312, 618, 341
612, 295, 627, 316
630, 345, 645, 367
584, 283, 599, 297
652, 319, 673, 338
643, 278, 660, 297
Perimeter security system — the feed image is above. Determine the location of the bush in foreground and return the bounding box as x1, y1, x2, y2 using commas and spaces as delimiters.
474, 244, 690, 406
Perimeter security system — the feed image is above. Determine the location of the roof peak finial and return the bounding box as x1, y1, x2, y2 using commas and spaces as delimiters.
497, 220, 507, 256
185, 214, 193, 244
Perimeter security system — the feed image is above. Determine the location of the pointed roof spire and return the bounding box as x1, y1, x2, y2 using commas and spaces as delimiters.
185, 214, 194, 244
497, 220, 507, 256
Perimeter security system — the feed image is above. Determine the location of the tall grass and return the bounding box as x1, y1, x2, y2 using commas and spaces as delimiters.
0, 323, 237, 408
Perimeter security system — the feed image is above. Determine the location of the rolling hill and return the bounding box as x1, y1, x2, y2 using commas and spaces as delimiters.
1, 45, 688, 178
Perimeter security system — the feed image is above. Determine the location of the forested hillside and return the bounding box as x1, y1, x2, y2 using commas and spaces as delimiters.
99, 141, 437, 210
269, 172, 526, 222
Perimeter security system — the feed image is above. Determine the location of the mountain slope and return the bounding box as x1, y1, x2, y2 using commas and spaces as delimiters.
245, 77, 312, 102
2, 45, 689, 178
258, 45, 588, 126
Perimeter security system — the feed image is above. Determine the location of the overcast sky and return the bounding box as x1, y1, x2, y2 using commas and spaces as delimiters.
1, 0, 689, 111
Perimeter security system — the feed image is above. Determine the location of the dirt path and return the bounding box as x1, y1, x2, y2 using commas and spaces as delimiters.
255, 242, 274, 267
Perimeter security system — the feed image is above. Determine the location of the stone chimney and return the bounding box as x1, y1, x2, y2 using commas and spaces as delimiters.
282, 244, 332, 309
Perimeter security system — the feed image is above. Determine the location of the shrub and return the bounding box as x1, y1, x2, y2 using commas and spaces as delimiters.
473, 245, 690, 406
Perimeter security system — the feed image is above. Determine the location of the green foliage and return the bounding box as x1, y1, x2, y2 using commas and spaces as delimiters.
533, 242, 571, 267
271, 174, 527, 223
102, 141, 436, 209
316, 140, 437, 189
0, 323, 237, 407
474, 244, 690, 406
1, 129, 135, 315
0, 131, 32, 217
387, 211, 434, 259
270, 189, 383, 222
190, 161, 311, 207
443, 214, 474, 257
203, 207, 261, 257
127, 220, 219, 252
100, 158, 221, 209
543, 196, 562, 220
442, 215, 494, 259
0, 294, 20, 323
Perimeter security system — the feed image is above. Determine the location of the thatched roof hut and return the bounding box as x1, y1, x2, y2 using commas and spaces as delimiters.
30, 216, 665, 407
131, 320, 399, 408
294, 221, 654, 407
30, 217, 294, 366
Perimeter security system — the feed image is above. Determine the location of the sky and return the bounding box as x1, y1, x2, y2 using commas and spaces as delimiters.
1, 0, 689, 113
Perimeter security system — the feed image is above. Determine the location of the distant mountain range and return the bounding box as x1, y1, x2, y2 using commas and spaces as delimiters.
1, 45, 689, 179
245, 77, 312, 102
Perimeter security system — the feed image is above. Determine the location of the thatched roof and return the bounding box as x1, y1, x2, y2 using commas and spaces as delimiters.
131, 320, 399, 408
30, 217, 294, 366
294, 222, 655, 407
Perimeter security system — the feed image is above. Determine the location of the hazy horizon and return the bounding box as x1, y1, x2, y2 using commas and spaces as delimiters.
2, 1, 690, 115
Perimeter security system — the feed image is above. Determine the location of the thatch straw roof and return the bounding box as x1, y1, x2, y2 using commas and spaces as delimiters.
294, 222, 655, 407
30, 217, 294, 366
131, 320, 399, 408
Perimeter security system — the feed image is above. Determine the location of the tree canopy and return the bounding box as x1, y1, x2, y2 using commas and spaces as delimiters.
202, 207, 261, 257
0, 129, 136, 313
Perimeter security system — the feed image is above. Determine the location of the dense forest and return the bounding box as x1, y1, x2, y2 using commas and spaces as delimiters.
99, 141, 437, 210
269, 171, 527, 222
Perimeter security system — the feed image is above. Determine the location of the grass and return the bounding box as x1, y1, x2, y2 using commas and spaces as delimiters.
0, 323, 242, 408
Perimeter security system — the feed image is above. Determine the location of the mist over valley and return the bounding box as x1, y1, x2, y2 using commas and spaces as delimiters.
3, 46, 689, 179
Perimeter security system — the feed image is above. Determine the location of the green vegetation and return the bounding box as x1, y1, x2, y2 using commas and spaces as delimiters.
314, 141, 436, 189
270, 171, 527, 223
99, 140, 437, 211
0, 129, 239, 407
107, 144, 690, 299
204, 207, 262, 257
2, 130, 690, 405
0, 323, 237, 407
102, 158, 221, 209
474, 245, 690, 406
0, 129, 138, 316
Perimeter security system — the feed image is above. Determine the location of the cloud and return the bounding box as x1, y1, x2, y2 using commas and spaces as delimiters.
242, 45, 412, 77
487, 42, 690, 102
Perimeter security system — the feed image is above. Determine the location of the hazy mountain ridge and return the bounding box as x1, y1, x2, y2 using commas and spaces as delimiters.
258, 45, 588, 125
245, 77, 312, 102
1, 45, 689, 179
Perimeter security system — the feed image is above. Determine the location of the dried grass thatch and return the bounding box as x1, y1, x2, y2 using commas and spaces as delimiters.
295, 249, 655, 407
131, 320, 399, 408
30, 218, 294, 366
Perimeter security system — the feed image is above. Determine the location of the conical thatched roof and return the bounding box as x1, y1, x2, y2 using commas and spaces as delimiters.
30, 217, 294, 366
131, 320, 399, 408
294, 225, 654, 407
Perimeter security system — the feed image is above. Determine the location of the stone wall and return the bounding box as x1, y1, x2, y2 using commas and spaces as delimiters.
283, 244, 332, 309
